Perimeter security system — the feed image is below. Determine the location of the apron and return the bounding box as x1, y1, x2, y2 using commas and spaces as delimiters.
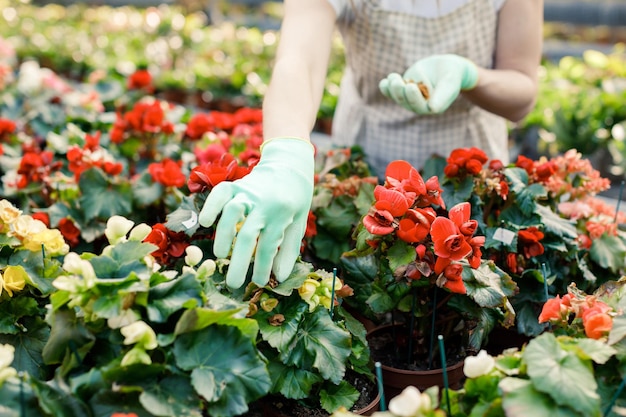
331, 0, 508, 177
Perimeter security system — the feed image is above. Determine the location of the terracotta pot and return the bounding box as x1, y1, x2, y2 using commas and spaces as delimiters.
367, 324, 466, 400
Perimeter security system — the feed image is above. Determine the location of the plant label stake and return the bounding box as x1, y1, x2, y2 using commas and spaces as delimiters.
438, 335, 451, 416
603, 374, 626, 417
375, 361, 387, 411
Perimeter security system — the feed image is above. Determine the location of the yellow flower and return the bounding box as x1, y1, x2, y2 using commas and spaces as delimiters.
23, 228, 69, 256
1, 266, 27, 297
298, 278, 320, 302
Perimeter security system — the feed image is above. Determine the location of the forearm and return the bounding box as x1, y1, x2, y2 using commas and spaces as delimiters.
262, 56, 324, 141
462, 67, 538, 124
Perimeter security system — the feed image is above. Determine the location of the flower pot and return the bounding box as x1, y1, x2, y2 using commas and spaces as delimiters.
367, 324, 466, 400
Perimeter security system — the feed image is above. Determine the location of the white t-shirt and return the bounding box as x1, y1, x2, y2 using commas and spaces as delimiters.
326, 0, 507, 19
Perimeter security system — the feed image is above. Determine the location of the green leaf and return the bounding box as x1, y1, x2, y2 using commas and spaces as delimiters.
140, 375, 203, 417
30, 377, 92, 417
500, 377, 585, 417
147, 273, 204, 323
90, 390, 154, 417
0, 317, 49, 379
504, 167, 530, 194
516, 183, 547, 216
268, 360, 321, 399
534, 204, 578, 239
110, 240, 159, 268
320, 379, 360, 413
387, 240, 416, 273
523, 333, 600, 416
316, 194, 361, 238
132, 171, 164, 206
608, 315, 626, 346
175, 307, 258, 341
166, 197, 201, 236
279, 307, 352, 384
464, 262, 517, 309
0, 296, 41, 334
590, 234, 626, 272
42, 308, 95, 366
0, 379, 44, 417
256, 294, 307, 352
174, 324, 270, 417
564, 338, 616, 364
79, 167, 133, 219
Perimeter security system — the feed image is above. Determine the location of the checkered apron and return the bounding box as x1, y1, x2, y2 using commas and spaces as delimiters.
331, 0, 508, 177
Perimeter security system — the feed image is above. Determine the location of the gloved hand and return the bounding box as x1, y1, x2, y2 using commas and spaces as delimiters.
199, 137, 315, 289
379, 54, 479, 114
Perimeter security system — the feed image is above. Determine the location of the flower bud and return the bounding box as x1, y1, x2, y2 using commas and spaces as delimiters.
2, 266, 27, 297
184, 245, 203, 267
128, 223, 152, 241
388, 386, 429, 417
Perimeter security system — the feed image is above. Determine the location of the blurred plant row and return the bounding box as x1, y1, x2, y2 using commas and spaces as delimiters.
0, 0, 343, 119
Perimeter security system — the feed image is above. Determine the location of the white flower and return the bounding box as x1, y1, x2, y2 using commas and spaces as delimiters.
62, 252, 96, 288
388, 386, 431, 417
129, 223, 152, 241
104, 216, 135, 245
184, 245, 203, 267
108, 309, 141, 329
0, 199, 21, 225
120, 320, 158, 350
464, 349, 495, 378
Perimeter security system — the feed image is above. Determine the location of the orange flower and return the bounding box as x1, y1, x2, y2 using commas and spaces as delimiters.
397, 208, 436, 243
430, 216, 472, 261
582, 305, 613, 339
518, 227, 545, 258
384, 160, 426, 203
538, 295, 565, 323
363, 186, 410, 235
437, 263, 466, 294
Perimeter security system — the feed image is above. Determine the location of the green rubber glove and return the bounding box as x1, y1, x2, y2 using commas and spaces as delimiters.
198, 137, 315, 289
379, 54, 479, 114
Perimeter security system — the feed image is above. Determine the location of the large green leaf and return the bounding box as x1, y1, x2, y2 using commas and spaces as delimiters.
590, 234, 626, 272
256, 295, 307, 352
387, 240, 417, 273
280, 307, 352, 384
165, 196, 202, 236
268, 360, 321, 399
79, 167, 133, 219
174, 324, 270, 417
319, 379, 360, 413
147, 273, 203, 323
316, 194, 361, 238
0, 296, 41, 334
0, 317, 49, 379
500, 377, 584, 417
140, 375, 203, 417
175, 307, 258, 341
523, 333, 601, 416
42, 308, 96, 367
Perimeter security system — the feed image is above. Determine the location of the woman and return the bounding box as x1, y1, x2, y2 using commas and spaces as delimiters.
199, 0, 544, 289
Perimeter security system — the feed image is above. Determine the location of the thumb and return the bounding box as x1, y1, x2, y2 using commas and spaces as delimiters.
428, 73, 463, 113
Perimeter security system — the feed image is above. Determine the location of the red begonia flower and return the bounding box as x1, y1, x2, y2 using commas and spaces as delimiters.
430, 216, 472, 261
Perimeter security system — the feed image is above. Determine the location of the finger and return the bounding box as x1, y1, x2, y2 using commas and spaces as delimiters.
251, 223, 286, 287
428, 74, 462, 113
213, 199, 248, 258
272, 214, 307, 282
387, 74, 410, 108
198, 182, 234, 227
225, 211, 263, 289
404, 83, 429, 114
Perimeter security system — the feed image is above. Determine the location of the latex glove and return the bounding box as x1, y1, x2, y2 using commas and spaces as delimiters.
199, 137, 315, 289
379, 54, 479, 114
